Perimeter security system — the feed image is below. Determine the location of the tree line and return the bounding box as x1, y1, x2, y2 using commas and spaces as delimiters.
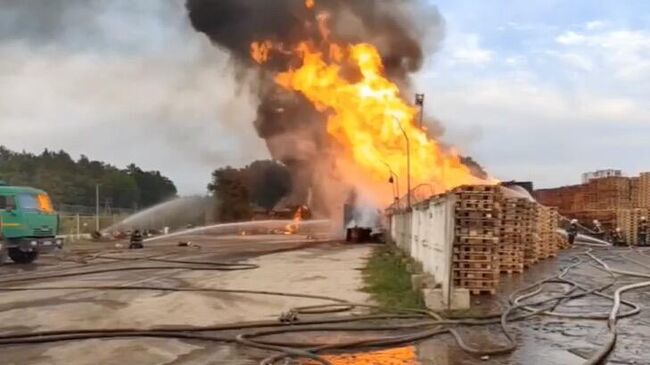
0, 146, 177, 210
207, 157, 487, 223
208, 160, 292, 222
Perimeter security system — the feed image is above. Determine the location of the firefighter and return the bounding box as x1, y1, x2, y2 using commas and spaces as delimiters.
639, 217, 648, 247
567, 219, 579, 245
129, 229, 144, 249
611, 227, 625, 247
592, 220, 605, 240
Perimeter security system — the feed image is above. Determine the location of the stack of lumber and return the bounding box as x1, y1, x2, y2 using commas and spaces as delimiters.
556, 232, 571, 250
616, 208, 649, 245
498, 198, 531, 274
639, 173, 650, 208
452, 185, 502, 295
536, 206, 560, 259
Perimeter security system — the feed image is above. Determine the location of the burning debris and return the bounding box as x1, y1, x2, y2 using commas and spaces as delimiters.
284, 205, 306, 235
186, 0, 489, 219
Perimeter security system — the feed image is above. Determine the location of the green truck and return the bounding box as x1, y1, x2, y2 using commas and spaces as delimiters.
0, 182, 62, 264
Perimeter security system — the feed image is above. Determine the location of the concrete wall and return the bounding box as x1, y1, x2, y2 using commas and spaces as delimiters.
390, 194, 457, 305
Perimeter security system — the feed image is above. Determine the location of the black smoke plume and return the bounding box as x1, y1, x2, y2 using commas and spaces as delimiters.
185, 0, 444, 216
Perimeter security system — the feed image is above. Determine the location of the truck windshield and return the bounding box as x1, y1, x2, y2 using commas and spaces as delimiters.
17, 193, 54, 213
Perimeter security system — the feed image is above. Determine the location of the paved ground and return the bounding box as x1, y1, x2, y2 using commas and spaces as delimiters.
417, 246, 650, 365
0, 234, 373, 365
2, 236, 649, 365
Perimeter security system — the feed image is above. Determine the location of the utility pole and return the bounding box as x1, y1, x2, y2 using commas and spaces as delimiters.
95, 183, 100, 232
76, 214, 80, 240
415, 93, 425, 128
395, 118, 411, 210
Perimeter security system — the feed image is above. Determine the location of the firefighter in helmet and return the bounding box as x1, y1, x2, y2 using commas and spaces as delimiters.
567, 219, 579, 245
129, 229, 144, 249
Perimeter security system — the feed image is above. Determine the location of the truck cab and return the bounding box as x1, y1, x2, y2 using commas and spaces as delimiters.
0, 183, 62, 264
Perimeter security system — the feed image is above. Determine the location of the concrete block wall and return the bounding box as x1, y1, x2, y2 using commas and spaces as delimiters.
389, 194, 457, 308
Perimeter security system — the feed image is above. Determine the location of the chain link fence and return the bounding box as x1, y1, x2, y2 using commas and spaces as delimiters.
57, 204, 135, 216
59, 214, 131, 238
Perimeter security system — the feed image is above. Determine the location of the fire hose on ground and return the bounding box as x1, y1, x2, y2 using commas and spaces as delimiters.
1, 247, 650, 364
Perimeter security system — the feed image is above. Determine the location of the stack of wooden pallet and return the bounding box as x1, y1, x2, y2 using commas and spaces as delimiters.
535, 206, 560, 259
638, 173, 650, 208
523, 204, 541, 267
452, 185, 502, 295
616, 208, 649, 245
556, 232, 570, 250
498, 198, 531, 274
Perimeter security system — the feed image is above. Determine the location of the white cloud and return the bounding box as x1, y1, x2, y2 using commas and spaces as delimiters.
555, 28, 650, 79
556, 31, 587, 45
554, 52, 595, 71
585, 20, 606, 31
414, 4, 650, 188
444, 33, 493, 66
418, 73, 650, 186
505, 56, 526, 66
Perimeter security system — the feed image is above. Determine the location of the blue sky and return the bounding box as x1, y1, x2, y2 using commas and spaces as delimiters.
0, 0, 648, 193
414, 0, 650, 187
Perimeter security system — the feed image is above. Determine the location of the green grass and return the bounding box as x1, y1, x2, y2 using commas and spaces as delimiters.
362, 246, 425, 310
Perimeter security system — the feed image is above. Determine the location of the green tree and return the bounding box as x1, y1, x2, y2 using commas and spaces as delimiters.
242, 160, 292, 210
208, 167, 252, 222
0, 146, 178, 210
207, 160, 292, 222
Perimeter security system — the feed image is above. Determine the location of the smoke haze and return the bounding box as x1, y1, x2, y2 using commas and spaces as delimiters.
185, 0, 446, 216
0, 0, 269, 194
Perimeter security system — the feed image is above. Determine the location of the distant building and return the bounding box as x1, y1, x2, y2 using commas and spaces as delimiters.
581, 169, 623, 183
534, 171, 650, 230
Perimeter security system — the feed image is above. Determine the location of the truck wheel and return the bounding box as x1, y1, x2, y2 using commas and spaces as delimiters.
8, 248, 39, 264
0, 245, 6, 265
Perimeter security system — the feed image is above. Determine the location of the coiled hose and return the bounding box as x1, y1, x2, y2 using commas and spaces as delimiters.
1, 246, 650, 364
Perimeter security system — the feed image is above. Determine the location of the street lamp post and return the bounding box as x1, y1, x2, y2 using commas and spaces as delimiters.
95, 183, 100, 232
382, 161, 400, 206
415, 93, 425, 128
394, 117, 411, 210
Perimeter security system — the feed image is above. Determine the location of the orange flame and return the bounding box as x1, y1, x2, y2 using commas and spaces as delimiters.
284, 206, 304, 235
251, 41, 273, 64
250, 19, 492, 205
305, 0, 315, 9
302, 346, 419, 365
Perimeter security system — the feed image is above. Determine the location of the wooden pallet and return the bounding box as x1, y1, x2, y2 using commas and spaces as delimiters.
452, 185, 505, 296
616, 208, 649, 245
453, 261, 499, 270
453, 270, 499, 280
500, 264, 524, 274
456, 200, 496, 211
453, 245, 497, 255
455, 227, 498, 237
456, 211, 499, 219
453, 185, 501, 193
456, 236, 500, 245
455, 219, 500, 228
453, 255, 494, 263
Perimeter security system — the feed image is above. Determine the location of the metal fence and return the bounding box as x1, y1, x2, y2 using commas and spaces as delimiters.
57, 204, 135, 216
59, 214, 130, 238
